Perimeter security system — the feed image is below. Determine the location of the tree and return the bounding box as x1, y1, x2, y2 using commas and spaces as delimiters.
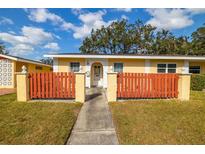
0, 42, 9, 55
40, 58, 53, 65
191, 24, 205, 55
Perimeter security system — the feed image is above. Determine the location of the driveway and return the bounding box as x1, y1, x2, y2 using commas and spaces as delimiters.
0, 88, 16, 96
67, 88, 118, 145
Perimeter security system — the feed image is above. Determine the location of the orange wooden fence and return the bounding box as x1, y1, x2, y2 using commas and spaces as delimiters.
117, 73, 179, 99
29, 72, 75, 99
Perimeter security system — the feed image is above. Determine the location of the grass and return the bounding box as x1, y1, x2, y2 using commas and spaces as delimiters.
0, 94, 82, 145
109, 91, 205, 144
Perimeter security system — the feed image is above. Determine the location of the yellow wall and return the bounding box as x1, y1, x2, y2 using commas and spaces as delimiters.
57, 58, 86, 72
189, 61, 205, 74
16, 61, 51, 73
150, 59, 184, 73
108, 59, 145, 73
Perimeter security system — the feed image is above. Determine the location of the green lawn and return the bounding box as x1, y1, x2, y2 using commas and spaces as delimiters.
0, 94, 82, 145
109, 91, 205, 144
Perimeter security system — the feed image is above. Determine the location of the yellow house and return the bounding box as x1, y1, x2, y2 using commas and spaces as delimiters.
44, 53, 205, 88
0, 54, 52, 89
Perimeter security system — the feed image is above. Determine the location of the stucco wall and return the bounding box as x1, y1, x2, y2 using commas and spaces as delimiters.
57, 58, 86, 72
16, 61, 51, 73
108, 59, 145, 73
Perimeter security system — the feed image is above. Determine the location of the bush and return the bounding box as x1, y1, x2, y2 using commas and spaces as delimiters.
191, 74, 205, 91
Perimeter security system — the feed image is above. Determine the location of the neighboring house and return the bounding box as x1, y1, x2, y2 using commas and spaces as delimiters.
44, 53, 205, 88
0, 54, 52, 89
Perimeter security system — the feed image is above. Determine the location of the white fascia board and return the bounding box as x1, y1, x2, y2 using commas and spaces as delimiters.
0, 54, 52, 67
16, 59, 52, 67
0, 54, 18, 61
44, 54, 205, 60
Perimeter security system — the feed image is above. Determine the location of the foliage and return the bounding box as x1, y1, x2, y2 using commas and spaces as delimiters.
80, 19, 204, 55
40, 58, 53, 65
191, 24, 205, 55
191, 74, 205, 91
0, 42, 9, 55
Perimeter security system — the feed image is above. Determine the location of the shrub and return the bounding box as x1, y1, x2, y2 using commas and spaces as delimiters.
191, 74, 205, 91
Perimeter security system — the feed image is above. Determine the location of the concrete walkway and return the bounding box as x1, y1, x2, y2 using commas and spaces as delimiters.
67, 88, 118, 145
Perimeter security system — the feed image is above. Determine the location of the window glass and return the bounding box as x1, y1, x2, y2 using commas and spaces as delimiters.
168, 64, 176, 73
70, 62, 80, 72
157, 64, 166, 73
157, 63, 176, 73
114, 63, 123, 72
189, 66, 200, 74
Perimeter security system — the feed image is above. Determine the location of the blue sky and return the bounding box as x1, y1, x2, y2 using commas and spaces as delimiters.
0, 8, 205, 60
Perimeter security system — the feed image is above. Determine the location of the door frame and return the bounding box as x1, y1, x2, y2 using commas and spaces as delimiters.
91, 62, 103, 87
85, 59, 108, 88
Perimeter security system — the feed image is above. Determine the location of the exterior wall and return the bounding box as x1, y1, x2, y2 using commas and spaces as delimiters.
150, 59, 184, 73
189, 61, 205, 74
108, 59, 145, 73
16, 61, 51, 73
1, 59, 51, 89
0, 59, 15, 89
57, 58, 86, 72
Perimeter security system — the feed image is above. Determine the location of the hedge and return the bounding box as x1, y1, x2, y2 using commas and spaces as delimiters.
191, 74, 205, 91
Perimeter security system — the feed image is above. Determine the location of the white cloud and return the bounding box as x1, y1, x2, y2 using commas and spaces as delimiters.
121, 15, 129, 20
27, 9, 74, 30
71, 8, 84, 15
0, 26, 54, 56
27, 9, 115, 39
146, 9, 194, 30
185, 8, 205, 15
9, 44, 34, 56
0, 17, 14, 25
72, 10, 115, 39
44, 42, 60, 51
114, 8, 132, 12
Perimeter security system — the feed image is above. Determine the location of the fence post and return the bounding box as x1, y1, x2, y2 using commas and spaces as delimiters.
75, 72, 85, 103
16, 66, 29, 102
178, 73, 191, 101
107, 73, 117, 102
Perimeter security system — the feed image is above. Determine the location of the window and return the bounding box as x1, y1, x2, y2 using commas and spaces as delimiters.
70, 62, 80, 72
35, 66, 42, 70
157, 64, 166, 73
189, 66, 200, 74
157, 64, 176, 73
114, 63, 123, 72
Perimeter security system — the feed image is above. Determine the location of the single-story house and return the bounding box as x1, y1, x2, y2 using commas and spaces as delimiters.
0, 54, 52, 89
44, 53, 205, 88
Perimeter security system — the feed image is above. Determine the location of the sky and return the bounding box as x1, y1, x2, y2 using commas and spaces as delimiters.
0, 8, 205, 60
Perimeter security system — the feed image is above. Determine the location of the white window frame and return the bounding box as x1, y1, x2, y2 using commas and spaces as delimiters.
157, 63, 177, 73
70, 62, 80, 72
113, 63, 123, 73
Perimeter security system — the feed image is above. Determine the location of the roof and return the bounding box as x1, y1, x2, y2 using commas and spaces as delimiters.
44, 53, 205, 61
0, 54, 52, 67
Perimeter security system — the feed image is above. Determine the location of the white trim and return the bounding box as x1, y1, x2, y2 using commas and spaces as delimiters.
53, 58, 58, 72
145, 59, 151, 73
157, 63, 177, 73
44, 54, 205, 61
0, 54, 52, 67
85, 59, 108, 88
182, 60, 189, 74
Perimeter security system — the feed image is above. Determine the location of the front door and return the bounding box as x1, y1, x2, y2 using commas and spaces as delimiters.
92, 64, 102, 87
